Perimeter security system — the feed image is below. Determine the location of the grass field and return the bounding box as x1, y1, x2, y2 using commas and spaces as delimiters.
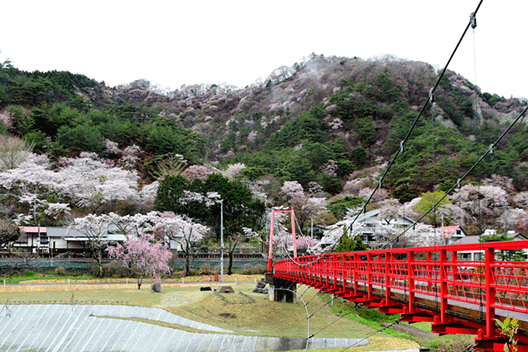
0, 274, 473, 352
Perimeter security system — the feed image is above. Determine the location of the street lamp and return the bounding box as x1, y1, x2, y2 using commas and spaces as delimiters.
220, 199, 224, 282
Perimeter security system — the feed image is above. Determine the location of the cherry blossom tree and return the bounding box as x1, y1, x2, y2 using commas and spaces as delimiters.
247, 175, 281, 206
451, 184, 508, 228
222, 163, 246, 181
483, 174, 515, 195
182, 164, 210, 181
155, 213, 209, 276
281, 181, 304, 200
312, 219, 366, 254
0, 153, 140, 214
343, 176, 372, 196
107, 233, 172, 289
68, 214, 115, 277
500, 208, 528, 234
280, 181, 326, 234
400, 223, 440, 247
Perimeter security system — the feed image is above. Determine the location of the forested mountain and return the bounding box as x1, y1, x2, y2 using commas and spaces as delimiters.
1, 53, 528, 235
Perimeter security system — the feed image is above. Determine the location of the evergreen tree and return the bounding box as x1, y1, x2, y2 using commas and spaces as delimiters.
335, 226, 367, 252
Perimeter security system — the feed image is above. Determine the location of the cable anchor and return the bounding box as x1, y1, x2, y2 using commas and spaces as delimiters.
470, 12, 477, 29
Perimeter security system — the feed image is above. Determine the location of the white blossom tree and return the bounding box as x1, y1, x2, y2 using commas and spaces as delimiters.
155, 213, 210, 276
0, 153, 140, 214
68, 214, 115, 277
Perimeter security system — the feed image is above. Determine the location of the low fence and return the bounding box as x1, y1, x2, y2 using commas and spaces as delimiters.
0, 256, 267, 272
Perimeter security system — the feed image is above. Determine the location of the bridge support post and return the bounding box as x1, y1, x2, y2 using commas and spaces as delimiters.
265, 273, 296, 303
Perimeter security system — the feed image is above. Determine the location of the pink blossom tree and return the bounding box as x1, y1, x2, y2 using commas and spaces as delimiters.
107, 233, 172, 289
181, 164, 210, 181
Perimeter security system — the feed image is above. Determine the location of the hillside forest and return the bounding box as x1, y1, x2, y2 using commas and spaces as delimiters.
1, 52, 528, 256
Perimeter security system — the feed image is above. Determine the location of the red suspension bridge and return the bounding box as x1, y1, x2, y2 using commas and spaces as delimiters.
270, 239, 528, 351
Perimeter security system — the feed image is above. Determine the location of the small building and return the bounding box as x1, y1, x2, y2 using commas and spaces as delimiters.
438, 225, 467, 245
17, 226, 126, 256
13, 226, 49, 253
452, 230, 528, 261
352, 209, 416, 246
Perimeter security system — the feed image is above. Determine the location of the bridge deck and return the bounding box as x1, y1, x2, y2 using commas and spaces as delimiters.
273, 240, 528, 351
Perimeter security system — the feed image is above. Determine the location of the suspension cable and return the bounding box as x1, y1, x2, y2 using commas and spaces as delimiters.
388, 104, 528, 245
339, 316, 403, 352
348, 0, 484, 234
271, 0, 485, 269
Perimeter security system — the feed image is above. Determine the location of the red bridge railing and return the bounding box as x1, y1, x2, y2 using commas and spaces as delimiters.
273, 240, 528, 351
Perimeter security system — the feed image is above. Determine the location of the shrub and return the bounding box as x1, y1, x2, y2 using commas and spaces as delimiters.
241, 264, 253, 275
102, 261, 129, 278
54, 267, 67, 276
23, 270, 34, 277
252, 264, 267, 274
199, 263, 212, 275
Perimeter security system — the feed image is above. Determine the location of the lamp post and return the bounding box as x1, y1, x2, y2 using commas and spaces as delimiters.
220, 199, 224, 282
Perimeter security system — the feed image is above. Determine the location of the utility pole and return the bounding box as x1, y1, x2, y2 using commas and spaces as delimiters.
440, 209, 445, 245
220, 199, 224, 282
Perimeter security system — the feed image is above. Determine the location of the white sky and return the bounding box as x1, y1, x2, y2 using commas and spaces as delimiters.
1, 1, 526, 99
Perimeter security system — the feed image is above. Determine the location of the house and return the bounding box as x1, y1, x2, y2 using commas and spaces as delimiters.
17, 226, 126, 255
13, 226, 49, 253
352, 209, 416, 247
438, 225, 467, 245
452, 230, 528, 261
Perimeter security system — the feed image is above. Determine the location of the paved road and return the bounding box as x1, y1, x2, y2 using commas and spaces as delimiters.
0, 304, 376, 352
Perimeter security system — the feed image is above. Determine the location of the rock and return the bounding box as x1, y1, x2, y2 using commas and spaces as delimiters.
253, 279, 268, 293
151, 282, 161, 293
218, 286, 234, 293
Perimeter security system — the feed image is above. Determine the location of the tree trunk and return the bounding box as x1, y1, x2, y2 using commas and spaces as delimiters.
97, 249, 104, 277
137, 275, 143, 290
185, 243, 191, 276
228, 250, 234, 275
227, 238, 238, 276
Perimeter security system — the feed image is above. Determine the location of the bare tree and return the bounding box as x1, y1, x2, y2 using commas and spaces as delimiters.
0, 135, 33, 170
0, 220, 19, 252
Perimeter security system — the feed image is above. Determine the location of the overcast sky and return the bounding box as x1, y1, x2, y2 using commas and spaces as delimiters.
1, 1, 526, 99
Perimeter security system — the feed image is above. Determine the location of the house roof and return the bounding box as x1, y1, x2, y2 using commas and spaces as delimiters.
438, 225, 463, 239
452, 235, 480, 245
452, 232, 528, 246
19, 226, 47, 233
64, 234, 126, 242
